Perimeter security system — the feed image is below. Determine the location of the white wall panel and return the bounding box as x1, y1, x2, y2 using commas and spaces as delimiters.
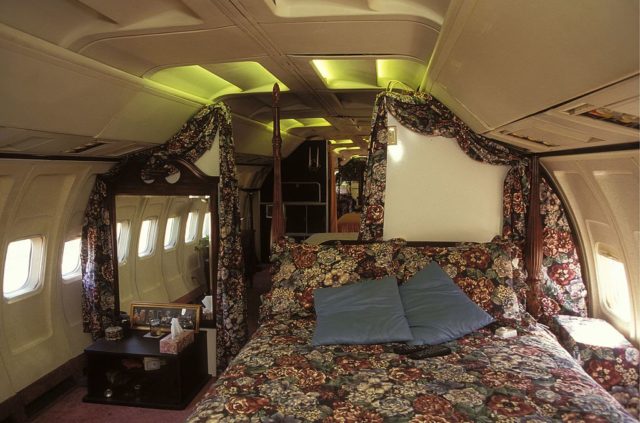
383, 114, 509, 242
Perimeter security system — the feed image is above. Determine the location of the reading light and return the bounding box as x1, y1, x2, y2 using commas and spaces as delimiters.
333, 146, 361, 153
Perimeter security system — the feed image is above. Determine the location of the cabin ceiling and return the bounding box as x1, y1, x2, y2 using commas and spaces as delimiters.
0, 0, 637, 161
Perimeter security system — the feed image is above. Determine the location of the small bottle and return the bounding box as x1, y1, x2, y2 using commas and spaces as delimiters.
149, 318, 162, 336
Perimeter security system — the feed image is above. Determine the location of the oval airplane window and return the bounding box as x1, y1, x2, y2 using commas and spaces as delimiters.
3, 237, 44, 299
61, 237, 81, 280
138, 218, 158, 258
185, 211, 199, 243
164, 216, 180, 250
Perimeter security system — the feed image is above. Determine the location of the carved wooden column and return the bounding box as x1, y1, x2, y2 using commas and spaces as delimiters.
270, 83, 285, 247
525, 156, 544, 318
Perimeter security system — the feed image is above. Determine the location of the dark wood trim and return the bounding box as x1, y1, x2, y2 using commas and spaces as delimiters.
270, 83, 285, 247
525, 157, 544, 319
0, 152, 120, 162
540, 166, 592, 315
0, 353, 85, 422
534, 142, 639, 158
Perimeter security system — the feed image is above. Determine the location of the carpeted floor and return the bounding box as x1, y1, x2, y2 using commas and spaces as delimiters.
30, 270, 272, 423
31, 377, 217, 423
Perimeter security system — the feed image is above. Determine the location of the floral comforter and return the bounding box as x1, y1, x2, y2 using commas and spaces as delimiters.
187, 319, 636, 422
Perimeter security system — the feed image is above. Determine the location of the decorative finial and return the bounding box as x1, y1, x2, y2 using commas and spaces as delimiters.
273, 83, 280, 105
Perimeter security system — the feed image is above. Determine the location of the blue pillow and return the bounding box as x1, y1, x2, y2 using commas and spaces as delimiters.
312, 277, 413, 346
400, 262, 494, 345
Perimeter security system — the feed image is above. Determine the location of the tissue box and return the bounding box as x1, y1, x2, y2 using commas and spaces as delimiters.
159, 330, 194, 355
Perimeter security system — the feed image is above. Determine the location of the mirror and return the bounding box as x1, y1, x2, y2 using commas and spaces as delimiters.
106, 158, 219, 317
335, 157, 366, 233
115, 195, 212, 314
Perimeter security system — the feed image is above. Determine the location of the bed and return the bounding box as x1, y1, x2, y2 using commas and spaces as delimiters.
186, 85, 637, 422
187, 239, 636, 422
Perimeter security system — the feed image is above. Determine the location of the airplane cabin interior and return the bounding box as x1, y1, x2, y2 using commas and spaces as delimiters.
0, 0, 638, 422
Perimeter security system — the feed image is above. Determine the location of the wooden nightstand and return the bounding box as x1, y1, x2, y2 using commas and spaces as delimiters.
84, 331, 210, 409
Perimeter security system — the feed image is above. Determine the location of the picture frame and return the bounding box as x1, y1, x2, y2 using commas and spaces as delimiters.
130, 302, 201, 333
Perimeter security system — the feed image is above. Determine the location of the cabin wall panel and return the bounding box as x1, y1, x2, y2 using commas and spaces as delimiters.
115, 199, 140, 313
134, 200, 169, 303
543, 151, 640, 345
0, 160, 112, 394
0, 357, 13, 402
116, 196, 206, 311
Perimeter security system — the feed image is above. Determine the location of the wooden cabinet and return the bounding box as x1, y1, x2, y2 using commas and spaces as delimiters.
83, 331, 210, 409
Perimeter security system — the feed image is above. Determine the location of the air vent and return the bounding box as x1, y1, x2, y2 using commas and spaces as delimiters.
64, 141, 106, 154
563, 103, 639, 130
499, 130, 557, 147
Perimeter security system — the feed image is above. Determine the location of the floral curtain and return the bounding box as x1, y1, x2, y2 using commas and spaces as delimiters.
539, 178, 587, 320
81, 103, 248, 371
358, 90, 587, 322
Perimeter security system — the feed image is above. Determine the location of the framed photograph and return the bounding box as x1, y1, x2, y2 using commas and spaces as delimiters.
130, 302, 201, 333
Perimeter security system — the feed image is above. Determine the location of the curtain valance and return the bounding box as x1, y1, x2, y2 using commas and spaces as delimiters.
359, 91, 529, 242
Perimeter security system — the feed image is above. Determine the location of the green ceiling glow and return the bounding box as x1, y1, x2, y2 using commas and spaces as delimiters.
311, 59, 426, 90
147, 62, 288, 100
268, 118, 331, 132
333, 146, 361, 153
329, 139, 354, 145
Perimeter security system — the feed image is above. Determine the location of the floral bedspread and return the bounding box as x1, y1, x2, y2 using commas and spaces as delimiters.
187, 319, 636, 422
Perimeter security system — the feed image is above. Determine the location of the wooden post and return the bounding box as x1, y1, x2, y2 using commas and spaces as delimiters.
270, 83, 285, 248
525, 156, 544, 318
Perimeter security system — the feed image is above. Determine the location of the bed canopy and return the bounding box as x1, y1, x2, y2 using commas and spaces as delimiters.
269, 86, 587, 325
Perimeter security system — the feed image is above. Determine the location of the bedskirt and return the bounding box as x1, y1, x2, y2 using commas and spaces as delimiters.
186, 318, 636, 422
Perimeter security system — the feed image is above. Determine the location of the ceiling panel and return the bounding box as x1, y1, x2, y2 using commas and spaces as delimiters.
262, 21, 438, 60
79, 27, 266, 76
426, 0, 639, 133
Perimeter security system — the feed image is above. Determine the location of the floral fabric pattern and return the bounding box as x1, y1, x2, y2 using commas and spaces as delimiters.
539, 179, 588, 321
187, 318, 635, 422
82, 103, 248, 370
396, 241, 525, 325
358, 90, 588, 324
259, 238, 404, 323
81, 175, 118, 336
552, 315, 639, 417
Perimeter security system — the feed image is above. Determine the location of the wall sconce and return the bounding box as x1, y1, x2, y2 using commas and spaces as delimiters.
387, 126, 397, 145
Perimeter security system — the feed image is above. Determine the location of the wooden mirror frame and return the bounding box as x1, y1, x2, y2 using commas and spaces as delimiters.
105, 157, 219, 317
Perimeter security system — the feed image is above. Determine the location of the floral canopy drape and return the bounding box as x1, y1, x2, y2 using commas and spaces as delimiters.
358, 91, 587, 323
81, 102, 247, 372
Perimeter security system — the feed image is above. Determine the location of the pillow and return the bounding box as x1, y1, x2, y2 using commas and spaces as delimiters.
259, 238, 404, 323
312, 276, 413, 346
399, 262, 494, 345
396, 241, 524, 325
